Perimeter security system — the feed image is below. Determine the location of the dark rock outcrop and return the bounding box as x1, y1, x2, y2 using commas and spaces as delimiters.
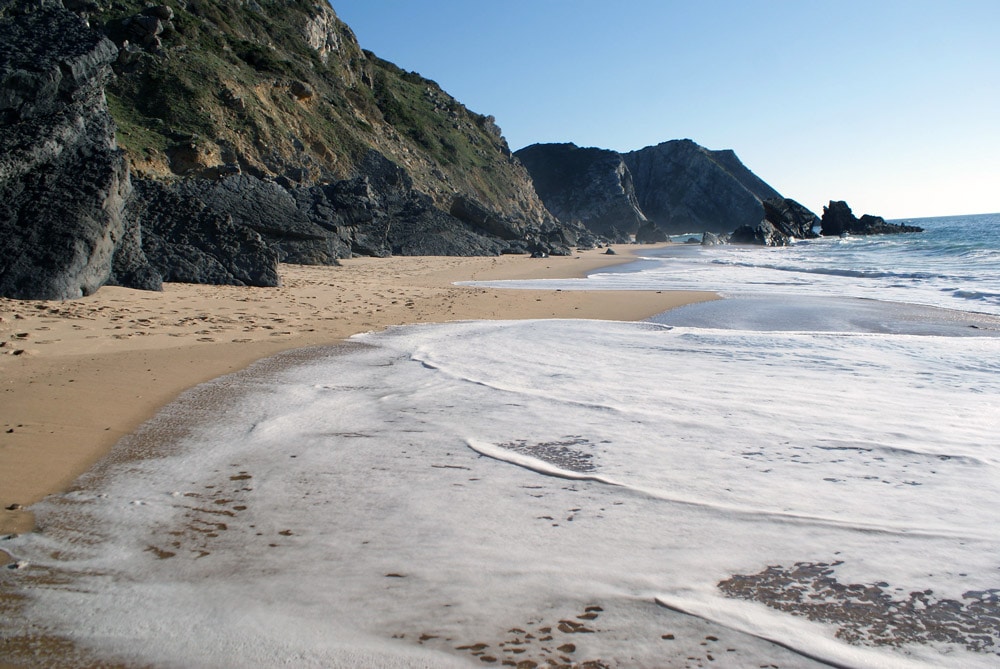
0, 0, 158, 299
130, 180, 280, 286
514, 143, 647, 242
623, 140, 782, 235
635, 222, 669, 244
729, 219, 789, 246
516, 139, 784, 240
171, 174, 343, 264
701, 231, 727, 246
821, 200, 923, 236
762, 197, 821, 240
3, 0, 589, 299
730, 197, 822, 246
126, 149, 538, 277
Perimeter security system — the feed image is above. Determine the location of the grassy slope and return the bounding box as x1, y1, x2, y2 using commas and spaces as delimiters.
96, 0, 545, 220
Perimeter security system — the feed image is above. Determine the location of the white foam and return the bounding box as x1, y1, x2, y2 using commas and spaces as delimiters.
4, 318, 999, 667
461, 227, 1000, 318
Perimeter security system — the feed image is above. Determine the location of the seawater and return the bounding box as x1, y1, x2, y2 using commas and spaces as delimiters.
3, 214, 1000, 668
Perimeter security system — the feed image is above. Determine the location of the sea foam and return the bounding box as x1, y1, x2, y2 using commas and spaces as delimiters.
4, 316, 1000, 668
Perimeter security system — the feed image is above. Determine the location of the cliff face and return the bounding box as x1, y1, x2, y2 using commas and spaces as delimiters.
622, 140, 782, 235
515, 139, 784, 239
98, 0, 552, 229
515, 143, 647, 242
0, 0, 158, 299
1, 0, 584, 298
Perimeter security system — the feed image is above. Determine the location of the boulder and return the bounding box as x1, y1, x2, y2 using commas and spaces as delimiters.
820, 200, 923, 236
0, 0, 158, 299
762, 197, 820, 240
701, 231, 728, 246
729, 219, 790, 246
635, 222, 669, 243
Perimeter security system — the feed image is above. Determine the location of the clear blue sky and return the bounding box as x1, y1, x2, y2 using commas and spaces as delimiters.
332, 1, 999, 219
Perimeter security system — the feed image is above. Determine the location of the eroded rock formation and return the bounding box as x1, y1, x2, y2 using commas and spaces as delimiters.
623, 140, 782, 235
0, 0, 157, 299
515, 143, 647, 242
821, 200, 923, 236
516, 139, 785, 240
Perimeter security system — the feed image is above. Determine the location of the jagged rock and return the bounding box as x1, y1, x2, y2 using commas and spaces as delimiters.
730, 198, 823, 246
131, 180, 280, 286
127, 149, 518, 272
517, 139, 783, 240
762, 197, 820, 240
343, 151, 506, 256
821, 200, 923, 236
301, 0, 342, 65
107, 199, 163, 290
514, 143, 646, 242
701, 231, 727, 246
0, 0, 157, 299
729, 219, 790, 246
623, 139, 782, 235
171, 174, 342, 264
449, 194, 525, 241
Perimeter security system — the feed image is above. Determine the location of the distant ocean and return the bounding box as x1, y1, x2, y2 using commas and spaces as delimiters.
4, 213, 1000, 668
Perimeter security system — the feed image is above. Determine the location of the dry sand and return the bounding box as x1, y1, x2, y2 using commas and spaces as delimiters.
0, 247, 715, 539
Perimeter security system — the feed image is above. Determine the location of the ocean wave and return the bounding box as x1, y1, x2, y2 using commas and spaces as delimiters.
711, 258, 948, 281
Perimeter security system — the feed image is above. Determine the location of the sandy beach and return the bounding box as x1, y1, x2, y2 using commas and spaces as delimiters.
0, 246, 714, 540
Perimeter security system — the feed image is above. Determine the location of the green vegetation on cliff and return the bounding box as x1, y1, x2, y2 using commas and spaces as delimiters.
92, 0, 548, 221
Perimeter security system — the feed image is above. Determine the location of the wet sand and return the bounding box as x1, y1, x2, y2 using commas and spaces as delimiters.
0, 247, 716, 537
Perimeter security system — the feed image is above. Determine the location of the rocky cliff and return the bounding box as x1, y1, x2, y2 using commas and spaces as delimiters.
0, 0, 158, 299
99, 0, 551, 225
515, 139, 784, 239
515, 143, 647, 242
623, 140, 782, 235
1, 0, 581, 299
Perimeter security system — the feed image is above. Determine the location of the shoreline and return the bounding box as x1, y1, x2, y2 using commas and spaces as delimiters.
0, 246, 716, 536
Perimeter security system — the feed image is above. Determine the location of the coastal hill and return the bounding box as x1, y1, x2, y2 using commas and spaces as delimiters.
516, 140, 784, 239
0, 0, 913, 300
0, 0, 586, 300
